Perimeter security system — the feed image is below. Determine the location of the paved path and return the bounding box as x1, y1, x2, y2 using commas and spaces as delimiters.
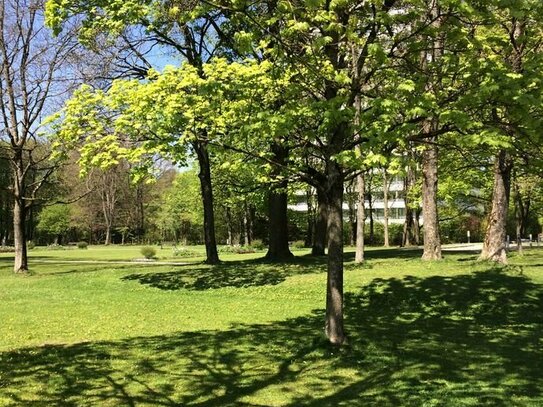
441, 243, 483, 252
29, 259, 190, 266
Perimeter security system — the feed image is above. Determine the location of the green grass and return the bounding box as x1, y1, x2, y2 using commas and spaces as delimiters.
1, 245, 543, 405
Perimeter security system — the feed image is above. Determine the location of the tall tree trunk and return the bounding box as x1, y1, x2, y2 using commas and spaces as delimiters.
193, 141, 220, 264
324, 161, 346, 345
421, 133, 442, 260
13, 196, 28, 273
514, 179, 524, 254
480, 150, 512, 263
312, 186, 327, 255
402, 163, 418, 247
13, 150, 28, 273
383, 171, 390, 247
355, 173, 365, 263
104, 226, 112, 245
243, 201, 251, 246
265, 143, 293, 261
347, 181, 356, 246
367, 174, 375, 244
136, 183, 145, 242
226, 206, 234, 246
305, 187, 314, 248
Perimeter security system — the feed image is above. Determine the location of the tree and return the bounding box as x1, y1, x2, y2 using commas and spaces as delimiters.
37, 204, 71, 244
475, 1, 543, 263
0, 0, 78, 272
45, 0, 232, 264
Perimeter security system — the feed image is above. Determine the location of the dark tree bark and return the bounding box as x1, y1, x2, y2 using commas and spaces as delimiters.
312, 186, 327, 256
226, 206, 234, 246
355, 173, 365, 263
513, 174, 530, 254
265, 142, 293, 261
243, 200, 251, 246
13, 152, 28, 273
480, 150, 513, 263
346, 180, 356, 246
367, 184, 375, 244
193, 141, 220, 264
304, 187, 314, 248
402, 162, 419, 247
382, 171, 390, 247
421, 134, 442, 260
324, 160, 346, 345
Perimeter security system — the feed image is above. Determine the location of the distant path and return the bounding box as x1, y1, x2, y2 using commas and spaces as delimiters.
441, 243, 483, 252
29, 259, 191, 266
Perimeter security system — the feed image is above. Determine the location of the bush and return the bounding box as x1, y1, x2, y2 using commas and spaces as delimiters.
250, 239, 265, 251
77, 241, 88, 250
172, 247, 199, 257
46, 243, 66, 250
27, 241, 36, 250
291, 240, 306, 249
218, 245, 255, 254
0, 246, 14, 253
140, 246, 157, 259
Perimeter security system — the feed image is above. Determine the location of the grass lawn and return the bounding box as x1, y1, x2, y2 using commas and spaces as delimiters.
1, 245, 542, 406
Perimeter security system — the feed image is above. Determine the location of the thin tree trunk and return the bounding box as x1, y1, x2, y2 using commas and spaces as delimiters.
265, 143, 293, 261
324, 161, 346, 345
421, 133, 442, 260
367, 174, 375, 244
347, 182, 356, 246
514, 179, 523, 254
193, 141, 220, 264
305, 187, 314, 248
402, 163, 418, 247
13, 195, 28, 273
480, 150, 512, 263
312, 186, 327, 256
243, 201, 250, 246
414, 209, 421, 245
13, 150, 28, 273
226, 206, 234, 246
355, 173, 365, 263
383, 171, 390, 247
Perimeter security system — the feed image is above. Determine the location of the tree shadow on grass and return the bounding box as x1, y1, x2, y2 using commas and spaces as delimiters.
2, 268, 543, 406
121, 256, 327, 291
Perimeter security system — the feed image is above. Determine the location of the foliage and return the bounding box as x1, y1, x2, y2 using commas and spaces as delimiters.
218, 245, 255, 254
26, 241, 36, 250
365, 222, 404, 247
291, 240, 306, 250
249, 239, 265, 251
154, 170, 203, 244
77, 242, 89, 250
140, 246, 157, 259
441, 216, 484, 244
46, 244, 67, 251
37, 205, 72, 241
172, 247, 200, 258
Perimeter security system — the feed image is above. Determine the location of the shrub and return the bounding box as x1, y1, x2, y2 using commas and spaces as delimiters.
27, 241, 36, 250
0, 246, 14, 253
172, 247, 199, 257
291, 240, 306, 249
218, 245, 255, 254
46, 243, 66, 250
140, 246, 157, 259
77, 241, 88, 249
250, 239, 265, 251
